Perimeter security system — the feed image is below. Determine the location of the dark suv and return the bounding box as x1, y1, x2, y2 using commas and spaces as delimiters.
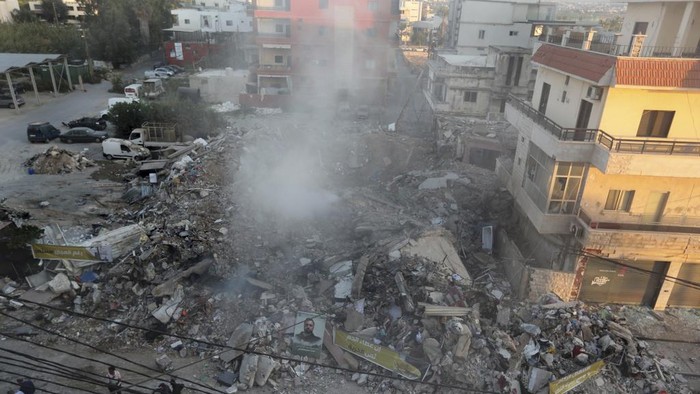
63, 117, 107, 130
27, 122, 60, 143
0, 94, 25, 108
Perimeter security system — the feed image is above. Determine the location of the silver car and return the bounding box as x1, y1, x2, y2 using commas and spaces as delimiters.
0, 94, 25, 108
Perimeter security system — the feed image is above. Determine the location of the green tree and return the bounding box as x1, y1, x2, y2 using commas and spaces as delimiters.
11, 4, 38, 23
109, 101, 149, 137
41, 0, 69, 24
87, 0, 138, 68
0, 23, 83, 58
600, 16, 623, 33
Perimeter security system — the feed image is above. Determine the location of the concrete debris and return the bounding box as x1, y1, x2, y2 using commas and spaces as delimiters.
1, 116, 695, 394
24, 145, 95, 174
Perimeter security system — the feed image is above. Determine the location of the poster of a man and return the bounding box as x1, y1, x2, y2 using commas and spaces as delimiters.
291, 312, 325, 358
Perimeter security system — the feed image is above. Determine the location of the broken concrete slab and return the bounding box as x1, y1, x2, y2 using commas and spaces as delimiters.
454, 330, 472, 361
422, 337, 443, 364
418, 173, 459, 190
400, 229, 472, 285
344, 310, 364, 332
221, 323, 254, 363
528, 367, 553, 392
239, 353, 259, 387
152, 258, 213, 297
255, 355, 275, 387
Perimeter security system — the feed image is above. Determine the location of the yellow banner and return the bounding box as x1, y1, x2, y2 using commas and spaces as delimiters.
334, 329, 422, 380
31, 244, 100, 262
550, 360, 605, 394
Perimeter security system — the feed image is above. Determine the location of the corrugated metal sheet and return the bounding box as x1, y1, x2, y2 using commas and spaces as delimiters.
579, 258, 665, 306
0, 53, 65, 73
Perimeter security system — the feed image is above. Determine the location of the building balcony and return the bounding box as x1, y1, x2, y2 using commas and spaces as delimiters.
506, 95, 700, 178
255, 34, 291, 46
575, 207, 700, 260
423, 89, 451, 113
538, 35, 700, 59
256, 64, 292, 75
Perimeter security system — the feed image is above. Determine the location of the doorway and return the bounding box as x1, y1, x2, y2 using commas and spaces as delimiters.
641, 262, 670, 307
538, 83, 550, 115
629, 22, 648, 51
574, 100, 593, 141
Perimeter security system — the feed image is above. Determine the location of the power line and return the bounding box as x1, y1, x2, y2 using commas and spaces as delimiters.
0, 347, 156, 392
0, 359, 103, 393
0, 367, 98, 394
0, 314, 218, 394
1, 301, 499, 393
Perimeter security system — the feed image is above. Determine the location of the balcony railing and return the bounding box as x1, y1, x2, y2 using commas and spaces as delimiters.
508, 95, 700, 156
597, 131, 700, 155
578, 208, 700, 235
538, 35, 700, 59
507, 95, 598, 142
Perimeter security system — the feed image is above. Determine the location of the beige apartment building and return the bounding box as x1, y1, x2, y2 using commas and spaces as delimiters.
497, 0, 700, 309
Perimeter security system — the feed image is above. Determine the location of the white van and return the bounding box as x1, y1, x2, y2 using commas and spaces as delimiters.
102, 138, 151, 160
145, 70, 170, 79
124, 83, 143, 98
142, 79, 165, 99
100, 97, 140, 119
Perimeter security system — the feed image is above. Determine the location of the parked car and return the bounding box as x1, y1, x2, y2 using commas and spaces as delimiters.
62, 117, 107, 130
102, 138, 150, 160
154, 67, 174, 76
59, 127, 108, 143
0, 82, 26, 95
165, 64, 186, 73
0, 94, 25, 108
145, 70, 170, 79
27, 122, 60, 143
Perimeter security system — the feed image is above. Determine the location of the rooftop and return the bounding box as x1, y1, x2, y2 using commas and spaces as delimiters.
533, 44, 700, 89
439, 54, 488, 67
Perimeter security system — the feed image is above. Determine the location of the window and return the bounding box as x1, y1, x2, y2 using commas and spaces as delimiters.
524, 143, 554, 212
604, 190, 635, 211
513, 56, 523, 86
184, 19, 190, 24
547, 162, 585, 214
564, 75, 570, 85
637, 110, 675, 138
274, 55, 284, 64
478, 30, 485, 39
226, 20, 233, 26
320, 0, 328, 8
368, 1, 378, 11
509, 31, 518, 36
464, 91, 477, 103
561, 90, 567, 102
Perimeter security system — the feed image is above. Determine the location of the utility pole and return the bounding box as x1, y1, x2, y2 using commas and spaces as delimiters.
82, 29, 94, 80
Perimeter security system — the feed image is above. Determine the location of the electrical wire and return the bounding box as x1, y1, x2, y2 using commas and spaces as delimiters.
0, 314, 218, 394
0, 367, 98, 394
0, 347, 156, 392
0, 303, 500, 393
0, 359, 103, 393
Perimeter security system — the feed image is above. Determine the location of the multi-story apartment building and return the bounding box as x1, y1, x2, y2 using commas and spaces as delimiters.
164, 0, 254, 66
27, 0, 85, 22
446, 0, 556, 55
424, 46, 532, 119
242, 0, 400, 108
400, 0, 423, 23
497, 0, 700, 309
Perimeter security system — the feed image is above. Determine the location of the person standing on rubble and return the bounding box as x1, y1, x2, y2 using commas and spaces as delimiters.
152, 383, 172, 394
106, 366, 123, 393
169, 378, 184, 394
16, 379, 35, 394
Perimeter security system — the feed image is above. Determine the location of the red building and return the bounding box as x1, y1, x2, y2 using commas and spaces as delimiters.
242, 0, 400, 108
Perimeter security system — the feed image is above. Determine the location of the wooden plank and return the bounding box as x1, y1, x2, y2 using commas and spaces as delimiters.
351, 255, 371, 298
323, 324, 350, 369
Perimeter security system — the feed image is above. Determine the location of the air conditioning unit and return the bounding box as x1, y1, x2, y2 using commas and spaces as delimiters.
570, 223, 583, 238
586, 86, 603, 100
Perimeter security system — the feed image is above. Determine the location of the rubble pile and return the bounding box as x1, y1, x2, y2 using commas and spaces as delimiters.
1, 113, 695, 393
24, 145, 95, 174
434, 116, 518, 161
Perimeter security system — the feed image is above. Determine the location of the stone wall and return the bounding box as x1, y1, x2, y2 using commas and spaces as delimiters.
528, 267, 575, 302
496, 228, 529, 299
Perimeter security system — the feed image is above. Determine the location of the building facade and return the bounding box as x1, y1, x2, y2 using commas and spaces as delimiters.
446, 0, 556, 55
425, 46, 532, 119
164, 1, 254, 67
400, 0, 423, 23
0, 0, 19, 23
242, 0, 400, 108
498, 39, 700, 309
27, 0, 85, 22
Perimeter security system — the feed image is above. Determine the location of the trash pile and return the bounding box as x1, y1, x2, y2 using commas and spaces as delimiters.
24, 145, 95, 174
1, 113, 695, 394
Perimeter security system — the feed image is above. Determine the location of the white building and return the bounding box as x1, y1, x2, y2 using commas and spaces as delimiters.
0, 0, 19, 23
447, 0, 557, 55
27, 0, 85, 22
171, 1, 253, 33
400, 0, 424, 23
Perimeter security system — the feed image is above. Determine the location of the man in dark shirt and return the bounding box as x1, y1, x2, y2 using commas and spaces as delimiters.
17, 379, 35, 394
